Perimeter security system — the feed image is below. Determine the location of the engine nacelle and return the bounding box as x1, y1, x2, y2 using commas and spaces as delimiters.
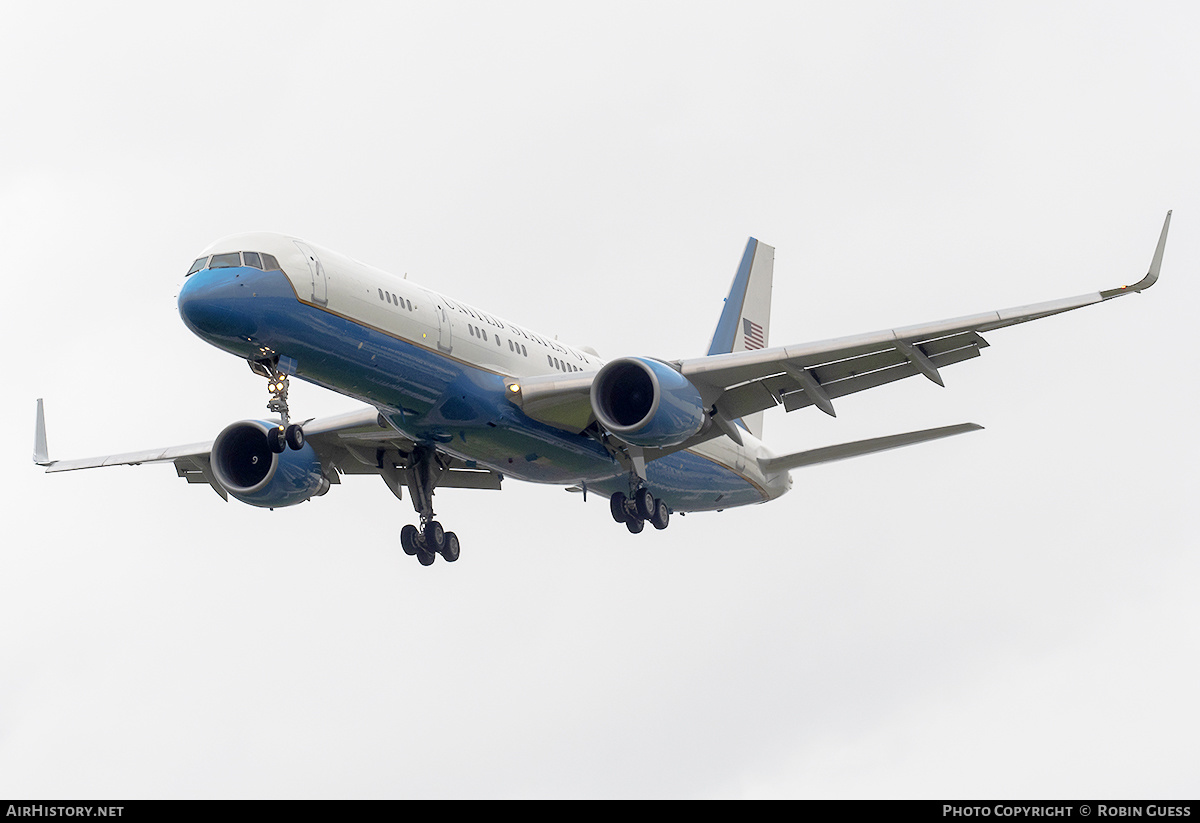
590, 357, 706, 447
210, 420, 331, 508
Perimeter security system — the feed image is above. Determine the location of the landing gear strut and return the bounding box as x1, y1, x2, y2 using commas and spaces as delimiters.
396, 444, 461, 566
250, 358, 305, 454
599, 441, 671, 535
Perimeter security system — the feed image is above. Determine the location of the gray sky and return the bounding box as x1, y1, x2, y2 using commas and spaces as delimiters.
2, 1, 1196, 799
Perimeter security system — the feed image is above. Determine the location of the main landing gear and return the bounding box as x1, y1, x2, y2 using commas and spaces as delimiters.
609, 486, 670, 534
400, 522, 460, 566
397, 444, 460, 566
250, 359, 306, 454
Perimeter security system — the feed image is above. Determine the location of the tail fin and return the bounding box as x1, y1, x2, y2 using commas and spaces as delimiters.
707, 238, 775, 438
34, 398, 51, 466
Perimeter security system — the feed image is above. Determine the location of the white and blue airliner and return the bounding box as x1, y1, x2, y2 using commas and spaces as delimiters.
34, 214, 1171, 565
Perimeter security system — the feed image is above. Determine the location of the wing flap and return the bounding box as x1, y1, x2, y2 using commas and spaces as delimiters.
714, 380, 778, 422
782, 343, 984, 413
174, 455, 229, 501
439, 469, 504, 490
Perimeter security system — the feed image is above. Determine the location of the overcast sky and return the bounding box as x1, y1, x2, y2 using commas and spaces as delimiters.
2, 1, 1197, 799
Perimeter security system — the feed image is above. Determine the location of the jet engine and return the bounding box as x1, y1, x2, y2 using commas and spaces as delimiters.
210, 420, 331, 508
590, 357, 706, 448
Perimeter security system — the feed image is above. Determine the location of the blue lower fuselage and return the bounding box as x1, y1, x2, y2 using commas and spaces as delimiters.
177, 263, 767, 512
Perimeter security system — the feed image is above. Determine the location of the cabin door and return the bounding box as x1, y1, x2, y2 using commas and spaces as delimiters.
293, 241, 328, 306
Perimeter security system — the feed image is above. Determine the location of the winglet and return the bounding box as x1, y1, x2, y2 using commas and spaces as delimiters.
34, 398, 52, 466
1101, 210, 1171, 298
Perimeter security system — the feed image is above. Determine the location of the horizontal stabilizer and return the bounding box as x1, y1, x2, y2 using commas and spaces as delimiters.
758, 422, 983, 474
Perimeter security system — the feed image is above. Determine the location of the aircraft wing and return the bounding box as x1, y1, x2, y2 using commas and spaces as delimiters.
512, 212, 1170, 442
34, 403, 502, 501
681, 211, 1168, 426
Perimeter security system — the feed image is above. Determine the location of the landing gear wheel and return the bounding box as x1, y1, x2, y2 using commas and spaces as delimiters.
416, 546, 436, 566
650, 498, 670, 530
266, 426, 286, 454
634, 487, 656, 521
610, 492, 628, 523
400, 524, 420, 556
626, 517, 645, 534
285, 424, 305, 450
423, 520, 445, 552
441, 531, 460, 562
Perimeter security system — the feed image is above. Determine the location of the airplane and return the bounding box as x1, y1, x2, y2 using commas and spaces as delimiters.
33, 213, 1172, 566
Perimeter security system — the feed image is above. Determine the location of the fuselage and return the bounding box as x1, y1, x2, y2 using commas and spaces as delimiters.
176, 232, 791, 512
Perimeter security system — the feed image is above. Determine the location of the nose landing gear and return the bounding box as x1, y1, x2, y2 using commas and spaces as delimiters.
250, 358, 306, 454
265, 420, 306, 454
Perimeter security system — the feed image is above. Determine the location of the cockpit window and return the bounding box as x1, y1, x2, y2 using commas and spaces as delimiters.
210, 252, 242, 268
187, 250, 283, 275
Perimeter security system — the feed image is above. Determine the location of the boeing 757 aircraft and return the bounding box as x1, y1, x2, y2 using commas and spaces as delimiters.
34, 214, 1171, 565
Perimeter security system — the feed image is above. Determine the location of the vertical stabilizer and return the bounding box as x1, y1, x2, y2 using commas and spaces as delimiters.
34, 398, 51, 465
707, 238, 775, 438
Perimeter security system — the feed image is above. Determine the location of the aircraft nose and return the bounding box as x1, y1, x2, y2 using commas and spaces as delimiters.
178, 269, 258, 341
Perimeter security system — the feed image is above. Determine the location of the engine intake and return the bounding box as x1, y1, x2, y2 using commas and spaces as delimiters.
590, 357, 706, 447
211, 420, 330, 508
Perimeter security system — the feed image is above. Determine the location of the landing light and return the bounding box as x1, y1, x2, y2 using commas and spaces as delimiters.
508, 383, 521, 394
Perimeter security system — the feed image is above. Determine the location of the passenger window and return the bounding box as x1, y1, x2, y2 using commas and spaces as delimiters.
210, 252, 241, 268
378, 288, 384, 300
261, 253, 281, 270
186, 257, 208, 276
243, 251, 263, 269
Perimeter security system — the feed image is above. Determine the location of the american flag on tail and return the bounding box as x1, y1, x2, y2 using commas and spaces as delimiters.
743, 318, 765, 350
